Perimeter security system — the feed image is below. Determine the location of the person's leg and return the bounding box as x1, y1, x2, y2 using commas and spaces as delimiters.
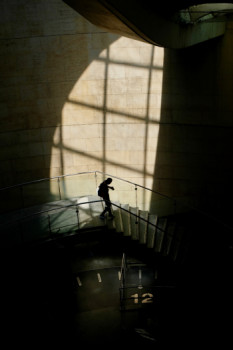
99, 197, 109, 218
100, 196, 113, 218
100, 206, 107, 218
105, 198, 114, 218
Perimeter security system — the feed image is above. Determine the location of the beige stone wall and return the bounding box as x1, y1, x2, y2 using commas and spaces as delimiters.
0, 0, 162, 193
152, 22, 233, 214
1, 0, 233, 217
59, 35, 163, 190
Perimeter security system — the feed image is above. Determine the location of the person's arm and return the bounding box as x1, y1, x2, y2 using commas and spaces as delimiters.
108, 186, 114, 190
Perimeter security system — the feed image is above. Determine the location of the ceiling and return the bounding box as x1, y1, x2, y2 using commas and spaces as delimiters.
63, 1, 233, 48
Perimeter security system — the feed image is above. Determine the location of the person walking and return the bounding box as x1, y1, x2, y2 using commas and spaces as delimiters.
97, 177, 114, 219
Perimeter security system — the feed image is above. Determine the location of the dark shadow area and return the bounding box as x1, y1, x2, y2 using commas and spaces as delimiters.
152, 36, 233, 222
152, 36, 233, 346
0, 227, 180, 348
2, 2, 233, 347
1, 243, 75, 347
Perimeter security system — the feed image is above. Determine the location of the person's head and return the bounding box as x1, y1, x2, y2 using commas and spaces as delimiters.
106, 177, 112, 184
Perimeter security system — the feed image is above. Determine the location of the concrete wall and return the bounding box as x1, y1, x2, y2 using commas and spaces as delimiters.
153, 23, 233, 217
1, 0, 233, 218
0, 0, 162, 192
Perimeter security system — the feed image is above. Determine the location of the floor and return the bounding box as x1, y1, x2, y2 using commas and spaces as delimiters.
1, 225, 232, 348
1, 229, 161, 348
66, 230, 161, 347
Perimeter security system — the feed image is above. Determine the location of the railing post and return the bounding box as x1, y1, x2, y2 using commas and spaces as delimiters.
19, 218, 24, 244
48, 214, 52, 236
94, 171, 98, 190
135, 184, 138, 207
76, 204, 79, 229
120, 252, 127, 311
20, 185, 24, 209
135, 185, 139, 224
58, 177, 62, 200
173, 199, 177, 215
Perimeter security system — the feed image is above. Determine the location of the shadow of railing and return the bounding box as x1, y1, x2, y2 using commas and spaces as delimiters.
0, 199, 166, 247
0, 171, 232, 261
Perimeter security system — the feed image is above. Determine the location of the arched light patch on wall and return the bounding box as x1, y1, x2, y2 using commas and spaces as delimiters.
50, 36, 164, 200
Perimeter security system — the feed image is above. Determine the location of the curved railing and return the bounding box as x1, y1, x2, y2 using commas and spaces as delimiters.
0, 198, 164, 246
1, 172, 232, 256
1, 170, 232, 233
0, 170, 185, 217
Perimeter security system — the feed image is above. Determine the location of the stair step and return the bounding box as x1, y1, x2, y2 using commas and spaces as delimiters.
139, 210, 148, 244
89, 195, 107, 227
22, 214, 51, 242
177, 228, 193, 264
49, 207, 77, 234
170, 225, 186, 261
130, 206, 139, 240
77, 196, 105, 229
154, 217, 167, 253
112, 201, 123, 232
147, 214, 158, 248
121, 204, 131, 236
10, 193, 193, 266
162, 219, 176, 256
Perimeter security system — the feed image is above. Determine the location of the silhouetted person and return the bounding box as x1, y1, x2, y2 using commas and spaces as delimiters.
98, 177, 114, 219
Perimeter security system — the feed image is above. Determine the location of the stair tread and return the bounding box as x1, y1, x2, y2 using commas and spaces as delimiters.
139, 210, 148, 244
154, 217, 167, 253
77, 196, 105, 229
121, 204, 131, 236
130, 206, 139, 240
7, 195, 191, 266
162, 219, 176, 256
147, 214, 158, 248
112, 201, 123, 232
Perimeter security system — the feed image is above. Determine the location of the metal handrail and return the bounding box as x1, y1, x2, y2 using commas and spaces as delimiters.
0, 199, 163, 232
0, 171, 94, 191
95, 171, 171, 199
0, 169, 192, 219
0, 199, 102, 224
0, 170, 170, 199
0, 170, 232, 230
119, 253, 126, 289
1, 198, 169, 248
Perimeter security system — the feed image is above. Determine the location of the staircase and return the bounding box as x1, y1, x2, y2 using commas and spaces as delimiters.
2, 192, 231, 348
1, 194, 193, 267
110, 199, 192, 266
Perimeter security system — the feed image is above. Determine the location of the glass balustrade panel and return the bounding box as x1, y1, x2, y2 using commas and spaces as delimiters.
23, 178, 60, 208
59, 172, 96, 200
21, 213, 50, 243
136, 185, 176, 217
136, 186, 152, 212
95, 172, 137, 207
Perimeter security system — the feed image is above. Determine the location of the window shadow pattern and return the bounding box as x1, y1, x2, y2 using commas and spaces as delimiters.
52, 43, 164, 197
